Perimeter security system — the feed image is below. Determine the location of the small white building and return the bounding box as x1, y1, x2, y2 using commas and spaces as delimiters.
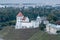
0, 5, 5, 8
46, 23, 60, 34
15, 12, 41, 29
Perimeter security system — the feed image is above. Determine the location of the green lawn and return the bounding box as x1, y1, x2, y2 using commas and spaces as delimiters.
3, 27, 39, 40
0, 26, 13, 37
28, 31, 60, 40
0, 27, 60, 40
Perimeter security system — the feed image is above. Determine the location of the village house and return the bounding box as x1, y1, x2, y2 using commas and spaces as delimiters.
46, 23, 60, 34
15, 12, 41, 29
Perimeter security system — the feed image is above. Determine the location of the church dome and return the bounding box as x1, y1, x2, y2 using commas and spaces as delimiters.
37, 15, 41, 18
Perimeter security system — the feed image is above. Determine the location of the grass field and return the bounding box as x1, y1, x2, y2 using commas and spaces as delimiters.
0, 26, 12, 37
28, 30, 60, 40
0, 26, 60, 40
2, 27, 39, 40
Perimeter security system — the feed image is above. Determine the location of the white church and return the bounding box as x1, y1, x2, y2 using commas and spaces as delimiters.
15, 12, 41, 29
15, 12, 60, 34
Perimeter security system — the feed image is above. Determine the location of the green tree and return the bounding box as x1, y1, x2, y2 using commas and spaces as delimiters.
39, 21, 46, 31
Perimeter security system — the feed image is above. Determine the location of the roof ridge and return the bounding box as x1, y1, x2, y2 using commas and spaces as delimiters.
17, 12, 24, 17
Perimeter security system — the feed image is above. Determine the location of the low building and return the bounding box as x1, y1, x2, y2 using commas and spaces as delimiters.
46, 23, 60, 34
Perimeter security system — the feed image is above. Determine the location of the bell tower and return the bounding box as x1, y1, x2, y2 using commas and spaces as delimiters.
36, 15, 41, 24
15, 12, 24, 29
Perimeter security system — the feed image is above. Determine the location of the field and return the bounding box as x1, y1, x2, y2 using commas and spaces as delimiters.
0, 26, 60, 40
28, 30, 60, 40
2, 27, 39, 40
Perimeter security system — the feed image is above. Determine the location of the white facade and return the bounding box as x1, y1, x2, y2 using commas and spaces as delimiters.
46, 23, 60, 34
43, 20, 49, 25
36, 15, 42, 24
15, 12, 41, 29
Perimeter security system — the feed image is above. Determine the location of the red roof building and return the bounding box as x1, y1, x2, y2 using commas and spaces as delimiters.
17, 12, 24, 17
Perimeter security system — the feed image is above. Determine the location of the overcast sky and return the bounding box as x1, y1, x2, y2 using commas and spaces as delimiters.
0, 0, 60, 5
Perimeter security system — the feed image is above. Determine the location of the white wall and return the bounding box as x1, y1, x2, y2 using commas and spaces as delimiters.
46, 24, 57, 34
21, 22, 33, 28
15, 15, 41, 29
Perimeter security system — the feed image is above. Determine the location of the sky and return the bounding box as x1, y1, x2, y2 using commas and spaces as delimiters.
0, 0, 60, 5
